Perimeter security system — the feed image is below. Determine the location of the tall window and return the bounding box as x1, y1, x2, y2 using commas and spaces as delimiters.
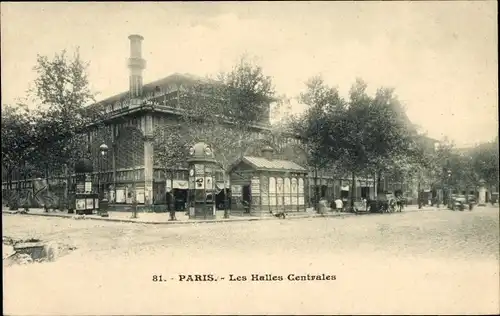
284, 177, 291, 205
269, 177, 276, 206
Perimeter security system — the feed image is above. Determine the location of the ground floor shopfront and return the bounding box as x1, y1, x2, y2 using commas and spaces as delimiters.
1, 169, 412, 210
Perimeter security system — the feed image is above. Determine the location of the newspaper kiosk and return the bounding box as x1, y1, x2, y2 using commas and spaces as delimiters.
187, 142, 217, 220
74, 158, 99, 215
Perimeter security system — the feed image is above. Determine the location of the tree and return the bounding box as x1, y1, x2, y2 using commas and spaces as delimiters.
217, 55, 275, 125
1, 104, 37, 209
302, 78, 415, 209
470, 138, 499, 192
289, 76, 345, 210
27, 48, 104, 209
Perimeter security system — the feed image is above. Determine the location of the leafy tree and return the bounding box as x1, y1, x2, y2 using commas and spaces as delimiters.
288, 76, 345, 209
1, 104, 37, 209
470, 138, 499, 191
26, 48, 104, 208
295, 78, 415, 209
217, 55, 275, 124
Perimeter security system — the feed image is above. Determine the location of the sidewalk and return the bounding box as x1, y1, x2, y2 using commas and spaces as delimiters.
1, 204, 450, 226
2, 207, 354, 225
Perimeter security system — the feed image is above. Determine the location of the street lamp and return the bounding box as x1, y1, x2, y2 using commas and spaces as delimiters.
478, 178, 486, 206
98, 143, 109, 216
447, 169, 452, 208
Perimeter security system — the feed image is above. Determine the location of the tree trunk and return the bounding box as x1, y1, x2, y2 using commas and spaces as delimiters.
168, 169, 176, 220
417, 180, 422, 209
131, 165, 138, 218
373, 172, 378, 199
376, 170, 383, 194
465, 184, 469, 203
44, 165, 50, 212
22, 162, 29, 211
350, 172, 356, 209
7, 169, 13, 208
223, 172, 229, 218
8, 169, 13, 191
64, 164, 69, 211
12, 165, 21, 210
314, 167, 318, 212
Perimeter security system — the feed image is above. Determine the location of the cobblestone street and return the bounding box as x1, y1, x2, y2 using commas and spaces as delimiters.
3, 206, 499, 315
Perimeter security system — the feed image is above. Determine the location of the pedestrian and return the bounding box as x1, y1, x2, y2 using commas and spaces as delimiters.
318, 197, 328, 215
242, 200, 250, 214
335, 197, 343, 213
362, 197, 367, 211
166, 190, 176, 221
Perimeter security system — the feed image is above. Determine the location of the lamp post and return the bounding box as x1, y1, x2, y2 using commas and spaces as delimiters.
98, 143, 109, 216
478, 178, 486, 206
131, 149, 138, 219
447, 169, 452, 209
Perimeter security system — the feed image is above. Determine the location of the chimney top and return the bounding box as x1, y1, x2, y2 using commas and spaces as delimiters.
128, 34, 144, 41
261, 146, 274, 160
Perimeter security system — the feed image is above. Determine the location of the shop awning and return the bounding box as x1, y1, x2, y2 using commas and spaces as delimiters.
166, 180, 189, 189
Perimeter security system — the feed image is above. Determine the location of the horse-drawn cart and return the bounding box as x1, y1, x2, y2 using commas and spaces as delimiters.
367, 193, 403, 213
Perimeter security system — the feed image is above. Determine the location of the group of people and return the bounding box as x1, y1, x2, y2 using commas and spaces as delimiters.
317, 196, 369, 214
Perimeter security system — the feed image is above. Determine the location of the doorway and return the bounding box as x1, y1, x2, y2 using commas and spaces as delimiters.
216, 188, 232, 210
341, 190, 349, 199
242, 185, 251, 203
361, 187, 370, 199
242, 185, 251, 213
173, 189, 187, 211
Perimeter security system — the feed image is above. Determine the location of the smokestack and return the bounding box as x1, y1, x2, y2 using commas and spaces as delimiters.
127, 34, 146, 98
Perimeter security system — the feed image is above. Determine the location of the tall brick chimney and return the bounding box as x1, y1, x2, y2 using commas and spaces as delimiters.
127, 34, 146, 98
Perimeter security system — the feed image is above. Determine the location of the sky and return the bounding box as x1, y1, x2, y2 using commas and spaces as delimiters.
1, 2, 498, 147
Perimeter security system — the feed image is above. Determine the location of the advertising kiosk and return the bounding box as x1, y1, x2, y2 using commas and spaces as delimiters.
187, 142, 217, 220
73, 158, 100, 215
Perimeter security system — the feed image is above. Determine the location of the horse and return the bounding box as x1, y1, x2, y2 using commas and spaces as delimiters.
388, 198, 397, 213
395, 197, 405, 212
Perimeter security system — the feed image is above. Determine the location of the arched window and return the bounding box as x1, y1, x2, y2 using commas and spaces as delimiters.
284, 177, 291, 205
269, 177, 276, 206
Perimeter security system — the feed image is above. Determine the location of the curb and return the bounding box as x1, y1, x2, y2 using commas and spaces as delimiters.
2, 210, 355, 225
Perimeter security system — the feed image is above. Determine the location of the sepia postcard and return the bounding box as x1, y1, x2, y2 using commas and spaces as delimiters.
1, 1, 499, 315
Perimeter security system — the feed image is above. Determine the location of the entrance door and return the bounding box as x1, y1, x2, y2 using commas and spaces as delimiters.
173, 189, 187, 211
242, 185, 251, 203
242, 185, 251, 212
216, 189, 231, 210
361, 187, 369, 199
341, 190, 349, 199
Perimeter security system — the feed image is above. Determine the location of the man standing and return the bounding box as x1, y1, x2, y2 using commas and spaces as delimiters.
335, 197, 343, 213
167, 190, 176, 221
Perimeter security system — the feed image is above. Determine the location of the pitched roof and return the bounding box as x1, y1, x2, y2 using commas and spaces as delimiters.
94, 72, 216, 105
240, 156, 307, 172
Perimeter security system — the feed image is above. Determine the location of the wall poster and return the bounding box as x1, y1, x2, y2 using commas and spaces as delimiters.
251, 176, 260, 195
116, 189, 126, 203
